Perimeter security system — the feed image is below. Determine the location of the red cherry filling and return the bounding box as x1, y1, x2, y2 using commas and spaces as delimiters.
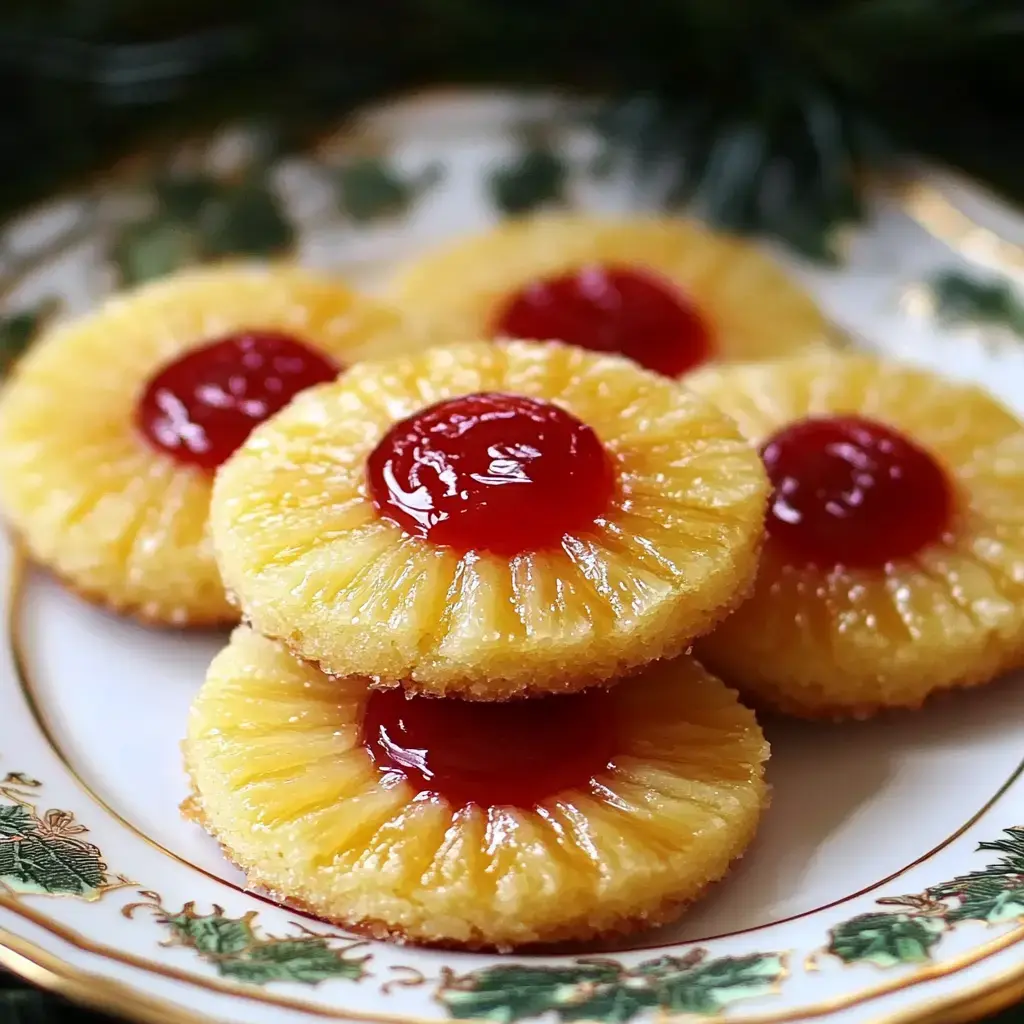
362, 687, 618, 808
492, 265, 712, 377
761, 415, 953, 567
366, 392, 615, 555
136, 331, 339, 470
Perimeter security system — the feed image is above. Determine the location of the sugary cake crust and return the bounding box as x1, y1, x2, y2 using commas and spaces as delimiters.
7, 530, 236, 629
181, 766, 770, 951
327, 553, 762, 701
276, 533, 764, 700
712, 650, 1024, 722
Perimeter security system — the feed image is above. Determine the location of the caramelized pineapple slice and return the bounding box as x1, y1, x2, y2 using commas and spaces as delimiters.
211, 341, 769, 697
184, 626, 769, 949
390, 215, 831, 374
690, 351, 1024, 718
0, 266, 420, 626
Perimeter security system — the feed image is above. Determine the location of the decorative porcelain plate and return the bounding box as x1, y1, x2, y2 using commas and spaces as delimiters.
1, 93, 1024, 1024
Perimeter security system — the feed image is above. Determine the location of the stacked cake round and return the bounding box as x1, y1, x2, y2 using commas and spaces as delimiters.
190, 338, 773, 948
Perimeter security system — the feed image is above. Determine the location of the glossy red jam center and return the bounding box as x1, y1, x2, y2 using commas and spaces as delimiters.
761, 415, 953, 567
136, 331, 339, 470
492, 266, 712, 377
362, 687, 618, 808
366, 392, 615, 555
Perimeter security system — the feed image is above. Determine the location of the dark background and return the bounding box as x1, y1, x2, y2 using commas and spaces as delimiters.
2, 0, 1023, 255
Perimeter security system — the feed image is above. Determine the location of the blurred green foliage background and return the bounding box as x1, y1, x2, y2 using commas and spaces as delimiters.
0, 1, 1021, 255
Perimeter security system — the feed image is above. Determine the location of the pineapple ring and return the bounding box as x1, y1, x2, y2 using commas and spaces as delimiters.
690, 351, 1024, 719
0, 266, 421, 626
389, 215, 831, 372
184, 625, 769, 949
211, 340, 769, 698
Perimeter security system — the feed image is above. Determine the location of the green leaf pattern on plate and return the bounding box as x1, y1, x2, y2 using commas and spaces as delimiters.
334, 159, 444, 223
130, 896, 370, 987
927, 271, 1024, 338
4, 761, 1024, 1017
827, 912, 945, 967
439, 952, 786, 1023
0, 301, 60, 375
930, 826, 1024, 924
488, 145, 568, 215
0, 773, 121, 900
111, 168, 294, 286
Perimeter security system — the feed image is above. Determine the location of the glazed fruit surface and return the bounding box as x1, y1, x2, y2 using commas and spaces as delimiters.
0, 266, 416, 625
183, 626, 769, 949
390, 215, 830, 374
493, 266, 712, 376
137, 330, 341, 470
760, 414, 953, 568
211, 340, 769, 697
690, 352, 1024, 718
361, 685, 620, 808
366, 391, 616, 555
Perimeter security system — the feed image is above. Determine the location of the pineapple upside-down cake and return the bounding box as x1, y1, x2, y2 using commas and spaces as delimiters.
183, 625, 770, 949
691, 351, 1024, 719
389, 215, 831, 377
210, 339, 770, 698
0, 266, 420, 625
